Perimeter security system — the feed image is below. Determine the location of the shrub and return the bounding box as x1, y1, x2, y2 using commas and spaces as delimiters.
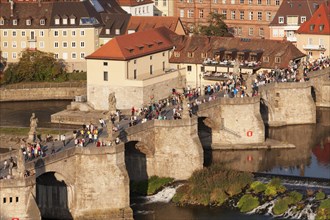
250, 181, 267, 193
273, 197, 291, 215
237, 194, 260, 213
288, 191, 303, 204
265, 185, 277, 197
315, 191, 326, 201
316, 199, 330, 220
210, 188, 228, 206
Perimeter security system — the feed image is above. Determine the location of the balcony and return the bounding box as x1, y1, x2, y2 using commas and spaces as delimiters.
303, 44, 326, 51
27, 36, 37, 42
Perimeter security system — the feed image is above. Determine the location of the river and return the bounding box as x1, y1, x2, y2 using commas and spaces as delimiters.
0, 101, 329, 219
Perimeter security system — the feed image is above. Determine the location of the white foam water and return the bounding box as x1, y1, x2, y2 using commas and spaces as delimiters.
247, 199, 276, 215
144, 184, 182, 204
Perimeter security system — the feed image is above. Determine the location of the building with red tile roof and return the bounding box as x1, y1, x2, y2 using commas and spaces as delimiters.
116, 0, 154, 16
296, 1, 330, 58
126, 16, 186, 35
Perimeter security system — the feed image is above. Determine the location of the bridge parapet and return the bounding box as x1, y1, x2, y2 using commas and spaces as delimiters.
307, 67, 330, 107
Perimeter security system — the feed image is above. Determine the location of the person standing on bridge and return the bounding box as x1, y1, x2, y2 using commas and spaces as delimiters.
61, 134, 66, 147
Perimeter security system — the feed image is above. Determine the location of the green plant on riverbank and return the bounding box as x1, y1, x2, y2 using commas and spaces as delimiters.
0, 127, 70, 137
265, 178, 286, 197
315, 191, 326, 200
172, 164, 253, 206
315, 198, 330, 220
272, 191, 303, 215
237, 194, 260, 212
249, 181, 267, 193
130, 176, 174, 196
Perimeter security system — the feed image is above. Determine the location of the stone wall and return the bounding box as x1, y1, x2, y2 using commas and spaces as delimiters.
259, 82, 316, 126
198, 96, 265, 147
308, 68, 330, 108
124, 118, 203, 180
0, 87, 86, 102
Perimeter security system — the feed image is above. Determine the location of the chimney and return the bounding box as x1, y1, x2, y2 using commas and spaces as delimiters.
9, 0, 14, 17
38, 0, 41, 7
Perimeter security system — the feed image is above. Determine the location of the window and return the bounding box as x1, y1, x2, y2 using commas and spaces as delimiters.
279, 29, 284, 37
21, 31, 26, 37
63, 42, 68, 48
0, 19, 4, 25
163, 52, 165, 57
54, 53, 59, 59
134, 69, 137, 79
63, 30, 67, 37
222, 0, 226, 3
213, 9, 218, 13
54, 42, 59, 48
238, 27, 242, 35
80, 41, 85, 48
70, 18, 75, 25
201, 53, 206, 58
150, 65, 153, 75
62, 52, 67, 59
55, 18, 60, 25
248, 27, 253, 36
63, 18, 68, 25
54, 30, 59, 37
257, 12, 262, 20
259, 28, 264, 36
163, 61, 165, 71
12, 31, 16, 37
72, 30, 76, 36
103, 71, 108, 81
26, 19, 31, 25
115, 29, 120, 35
287, 16, 298, 25
301, 16, 306, 23
174, 52, 180, 57
310, 24, 315, 31
105, 29, 110, 34
13, 19, 17, 25
266, 0, 270, 4
12, 52, 17, 59
80, 30, 85, 36
263, 56, 269, 62
3, 52, 8, 59
275, 0, 280, 5
39, 30, 44, 37
319, 38, 324, 48
240, 11, 244, 20
39, 41, 44, 48
179, 9, 185, 18
231, 10, 236, 19
3, 41, 8, 48
319, 24, 324, 32
150, 55, 152, 60
12, 41, 17, 48
3, 31, 8, 37
103, 62, 108, 66
134, 59, 137, 64
222, 10, 227, 18
155, 0, 158, 5
80, 53, 85, 59
249, 11, 253, 20
3, 198, 6, 203
40, 19, 45, 25
187, 65, 192, 71
308, 38, 313, 45
275, 57, 281, 63
163, 0, 167, 6
201, 66, 205, 72
231, 0, 235, 4
199, 9, 204, 18
266, 12, 271, 21
187, 52, 194, 57
248, 0, 252, 4
278, 16, 284, 24
16, 197, 19, 203
21, 41, 26, 48
257, 0, 261, 4
188, 9, 194, 18
214, 0, 218, 3
240, 0, 244, 3
71, 41, 76, 48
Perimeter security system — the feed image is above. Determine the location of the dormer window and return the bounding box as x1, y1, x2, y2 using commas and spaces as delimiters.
55, 16, 60, 25
70, 15, 76, 25
105, 29, 110, 34
174, 52, 180, 57
301, 16, 306, 23
13, 19, 17, 25
187, 52, 194, 58
319, 24, 324, 32
40, 19, 45, 25
63, 18, 68, 25
263, 56, 269, 62
26, 19, 31, 26
275, 57, 281, 63
278, 16, 284, 24
310, 24, 315, 31
201, 53, 207, 58
0, 18, 4, 25
115, 29, 120, 35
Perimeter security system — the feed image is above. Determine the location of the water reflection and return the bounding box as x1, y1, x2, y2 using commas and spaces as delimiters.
211, 123, 330, 179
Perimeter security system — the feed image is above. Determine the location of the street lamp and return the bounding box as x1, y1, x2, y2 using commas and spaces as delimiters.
58, 119, 62, 141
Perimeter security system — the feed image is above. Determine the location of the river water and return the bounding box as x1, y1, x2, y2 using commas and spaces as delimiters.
0, 101, 329, 219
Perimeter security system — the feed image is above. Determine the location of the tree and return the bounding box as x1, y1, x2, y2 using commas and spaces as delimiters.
3, 50, 67, 84
198, 12, 233, 37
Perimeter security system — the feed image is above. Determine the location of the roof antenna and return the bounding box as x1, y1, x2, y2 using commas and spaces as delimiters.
9, 0, 14, 17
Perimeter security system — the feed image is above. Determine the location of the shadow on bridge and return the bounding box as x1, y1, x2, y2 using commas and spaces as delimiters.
36, 171, 73, 220
197, 117, 213, 167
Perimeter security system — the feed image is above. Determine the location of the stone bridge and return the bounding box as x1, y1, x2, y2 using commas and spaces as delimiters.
0, 146, 132, 220
197, 96, 265, 147
307, 67, 330, 107
117, 117, 203, 181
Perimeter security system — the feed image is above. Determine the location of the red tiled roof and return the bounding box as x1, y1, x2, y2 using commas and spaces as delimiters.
297, 2, 330, 35
86, 27, 175, 60
127, 16, 182, 33
116, 0, 153, 7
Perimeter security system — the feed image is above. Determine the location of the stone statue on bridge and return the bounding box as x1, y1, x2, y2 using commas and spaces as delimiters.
27, 113, 38, 143
108, 92, 117, 114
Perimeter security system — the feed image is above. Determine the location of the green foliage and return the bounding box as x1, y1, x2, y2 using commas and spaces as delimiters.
130, 176, 174, 196
288, 191, 303, 204
237, 194, 260, 213
265, 185, 277, 197
315, 191, 326, 201
250, 181, 267, 193
273, 197, 291, 215
172, 164, 253, 206
265, 178, 286, 197
316, 199, 330, 220
66, 71, 87, 81
197, 12, 232, 37
3, 50, 66, 84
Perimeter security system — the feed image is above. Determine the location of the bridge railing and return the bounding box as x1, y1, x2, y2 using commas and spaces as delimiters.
0, 81, 87, 90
